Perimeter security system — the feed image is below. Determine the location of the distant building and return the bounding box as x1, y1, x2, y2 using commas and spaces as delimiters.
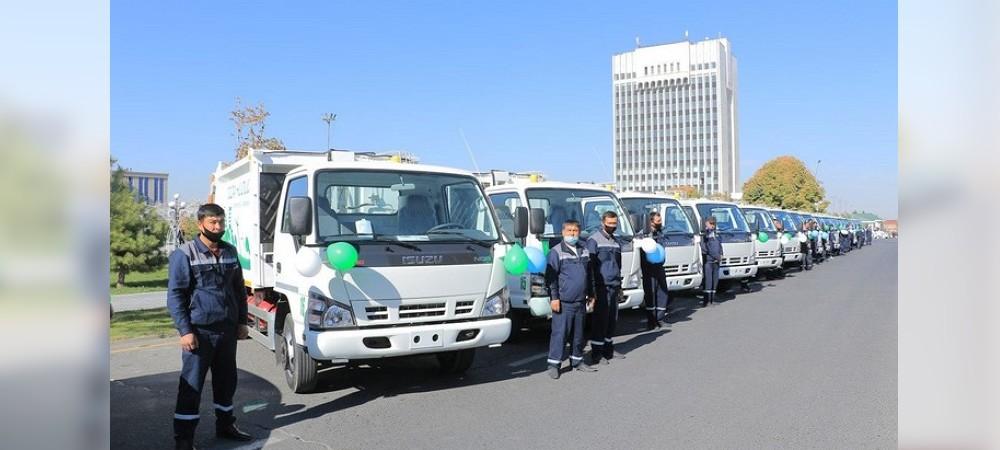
123, 170, 169, 205
473, 170, 546, 188
612, 36, 739, 196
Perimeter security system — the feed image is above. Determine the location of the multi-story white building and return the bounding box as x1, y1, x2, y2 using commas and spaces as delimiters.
612, 37, 739, 196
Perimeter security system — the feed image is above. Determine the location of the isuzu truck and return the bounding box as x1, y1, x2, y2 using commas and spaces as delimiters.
485, 181, 643, 332
617, 193, 703, 292
213, 149, 512, 392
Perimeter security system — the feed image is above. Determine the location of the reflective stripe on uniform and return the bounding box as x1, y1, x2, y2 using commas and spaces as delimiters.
174, 413, 199, 420
214, 403, 234, 412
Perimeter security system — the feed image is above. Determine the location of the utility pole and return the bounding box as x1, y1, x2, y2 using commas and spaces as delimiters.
322, 113, 337, 150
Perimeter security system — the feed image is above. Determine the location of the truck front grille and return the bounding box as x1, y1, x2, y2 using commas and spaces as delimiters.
664, 264, 691, 275
722, 256, 749, 266
362, 299, 477, 322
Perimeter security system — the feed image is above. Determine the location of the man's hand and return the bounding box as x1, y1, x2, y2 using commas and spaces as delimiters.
180, 333, 198, 352
587, 297, 595, 309
237, 324, 249, 339
550, 299, 560, 313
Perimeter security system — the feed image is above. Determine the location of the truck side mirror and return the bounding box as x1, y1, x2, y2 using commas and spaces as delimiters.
529, 208, 546, 235
287, 196, 313, 236
629, 213, 642, 234
513, 206, 529, 239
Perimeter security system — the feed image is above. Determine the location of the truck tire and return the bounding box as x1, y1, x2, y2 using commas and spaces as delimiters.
436, 348, 476, 374
278, 315, 318, 393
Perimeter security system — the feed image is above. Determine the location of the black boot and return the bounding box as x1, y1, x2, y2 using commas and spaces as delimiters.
175, 438, 195, 450
216, 423, 253, 442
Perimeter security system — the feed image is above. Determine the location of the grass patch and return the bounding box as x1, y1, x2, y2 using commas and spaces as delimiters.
110, 307, 176, 341
110, 266, 168, 295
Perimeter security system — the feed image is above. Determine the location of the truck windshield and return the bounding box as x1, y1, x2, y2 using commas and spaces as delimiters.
743, 209, 776, 232
770, 210, 799, 232
525, 188, 634, 239
620, 198, 693, 234
314, 170, 499, 243
695, 203, 751, 232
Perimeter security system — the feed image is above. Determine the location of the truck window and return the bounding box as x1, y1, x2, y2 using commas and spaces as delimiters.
488, 192, 522, 240
280, 176, 308, 233
682, 206, 699, 231
663, 205, 694, 233
445, 183, 495, 237
260, 173, 286, 244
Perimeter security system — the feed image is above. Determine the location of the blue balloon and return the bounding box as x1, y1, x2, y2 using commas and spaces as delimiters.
524, 246, 547, 274
645, 244, 665, 264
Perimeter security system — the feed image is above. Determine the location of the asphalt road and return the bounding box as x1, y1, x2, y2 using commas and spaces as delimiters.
111, 240, 897, 449
112, 291, 167, 312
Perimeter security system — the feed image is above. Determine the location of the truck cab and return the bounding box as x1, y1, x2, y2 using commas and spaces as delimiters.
485, 181, 644, 331
739, 206, 784, 275
213, 149, 512, 392
680, 200, 758, 281
767, 208, 804, 267
618, 193, 703, 292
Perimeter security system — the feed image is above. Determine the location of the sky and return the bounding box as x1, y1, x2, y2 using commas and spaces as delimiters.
112, 0, 898, 218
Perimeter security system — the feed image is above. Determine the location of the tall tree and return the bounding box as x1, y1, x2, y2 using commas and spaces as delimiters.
230, 97, 286, 160
110, 159, 169, 288
742, 156, 829, 212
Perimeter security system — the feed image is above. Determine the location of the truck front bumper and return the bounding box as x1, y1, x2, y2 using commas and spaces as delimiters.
782, 252, 803, 264
719, 264, 757, 280
305, 318, 511, 360
517, 286, 644, 317
755, 257, 783, 270
666, 272, 703, 291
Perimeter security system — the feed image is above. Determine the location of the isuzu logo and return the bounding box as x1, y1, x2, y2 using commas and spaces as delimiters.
401, 255, 444, 265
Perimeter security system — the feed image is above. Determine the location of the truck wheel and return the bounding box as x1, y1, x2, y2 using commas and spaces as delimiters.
436, 348, 476, 374
507, 311, 528, 341
279, 315, 318, 393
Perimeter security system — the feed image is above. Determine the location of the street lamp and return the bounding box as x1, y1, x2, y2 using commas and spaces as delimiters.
167, 194, 186, 251
322, 113, 337, 150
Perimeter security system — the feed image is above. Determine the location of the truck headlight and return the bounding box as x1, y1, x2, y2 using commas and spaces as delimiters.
625, 272, 641, 289
529, 274, 548, 297
748, 254, 756, 264
307, 291, 355, 330
482, 287, 509, 317
693, 260, 702, 273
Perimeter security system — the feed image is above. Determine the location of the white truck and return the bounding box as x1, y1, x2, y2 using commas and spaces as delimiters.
739, 206, 784, 276
768, 208, 804, 267
213, 149, 511, 392
679, 199, 758, 282
484, 181, 644, 332
617, 193, 703, 292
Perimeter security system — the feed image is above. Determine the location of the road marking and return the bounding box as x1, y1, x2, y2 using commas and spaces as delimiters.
508, 353, 547, 367
110, 341, 175, 354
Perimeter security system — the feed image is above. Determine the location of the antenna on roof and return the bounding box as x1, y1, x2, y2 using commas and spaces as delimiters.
458, 128, 481, 174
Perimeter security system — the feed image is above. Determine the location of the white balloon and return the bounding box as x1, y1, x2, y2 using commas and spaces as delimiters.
779, 235, 790, 245
639, 238, 658, 253
295, 246, 322, 277
797, 232, 807, 243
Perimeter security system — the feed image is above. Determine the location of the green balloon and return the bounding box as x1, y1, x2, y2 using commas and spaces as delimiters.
504, 244, 529, 275
784, 232, 793, 241
326, 242, 359, 271
757, 231, 769, 243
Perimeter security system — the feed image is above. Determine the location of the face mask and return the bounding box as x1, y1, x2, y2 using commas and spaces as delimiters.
202, 229, 224, 243
564, 236, 579, 245
652, 223, 662, 231
604, 226, 617, 235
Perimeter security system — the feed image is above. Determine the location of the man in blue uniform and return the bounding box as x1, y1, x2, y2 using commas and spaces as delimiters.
167, 204, 253, 450
700, 216, 723, 307
545, 219, 598, 379
587, 211, 626, 365
637, 212, 671, 330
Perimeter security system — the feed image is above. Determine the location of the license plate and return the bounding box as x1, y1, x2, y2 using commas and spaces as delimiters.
409, 331, 445, 349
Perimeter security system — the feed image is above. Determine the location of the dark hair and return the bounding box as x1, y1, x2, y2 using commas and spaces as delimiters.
705, 216, 717, 225
647, 211, 661, 221
601, 210, 618, 221
197, 203, 225, 221
562, 219, 580, 230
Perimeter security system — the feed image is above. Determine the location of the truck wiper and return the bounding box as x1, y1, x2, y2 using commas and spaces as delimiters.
370, 235, 423, 251
425, 230, 494, 248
